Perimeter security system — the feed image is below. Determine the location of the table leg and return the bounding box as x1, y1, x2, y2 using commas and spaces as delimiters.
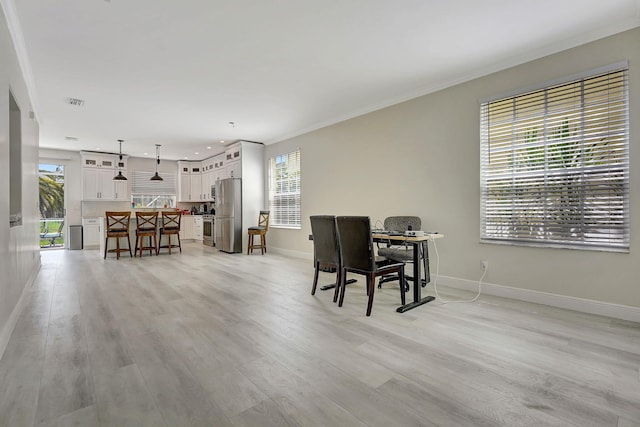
396, 240, 435, 312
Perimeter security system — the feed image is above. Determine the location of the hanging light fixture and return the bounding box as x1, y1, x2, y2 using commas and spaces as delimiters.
113, 139, 127, 181
150, 144, 163, 181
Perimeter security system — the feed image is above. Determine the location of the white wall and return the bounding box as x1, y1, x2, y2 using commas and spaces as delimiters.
0, 5, 41, 356
265, 28, 640, 317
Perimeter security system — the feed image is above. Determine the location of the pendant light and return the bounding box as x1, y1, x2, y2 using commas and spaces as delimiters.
113, 139, 127, 181
150, 144, 163, 181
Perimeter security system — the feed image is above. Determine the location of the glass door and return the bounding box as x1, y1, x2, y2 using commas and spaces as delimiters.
39, 163, 65, 249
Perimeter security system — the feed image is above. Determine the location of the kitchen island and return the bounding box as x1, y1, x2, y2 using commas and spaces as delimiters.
98, 213, 203, 256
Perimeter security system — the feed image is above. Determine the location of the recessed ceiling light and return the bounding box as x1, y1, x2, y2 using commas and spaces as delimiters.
143, 152, 148, 156
95, 147, 102, 151
195, 152, 199, 155
219, 140, 225, 143
183, 156, 188, 159
64, 136, 78, 141
207, 146, 212, 150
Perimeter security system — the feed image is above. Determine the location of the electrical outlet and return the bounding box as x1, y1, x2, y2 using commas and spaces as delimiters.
480, 260, 488, 271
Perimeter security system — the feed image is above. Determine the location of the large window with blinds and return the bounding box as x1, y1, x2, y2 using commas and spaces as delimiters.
269, 150, 301, 228
131, 171, 177, 209
480, 63, 629, 251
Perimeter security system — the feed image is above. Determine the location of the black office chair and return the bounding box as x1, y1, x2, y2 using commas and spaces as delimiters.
310, 215, 342, 302
377, 216, 428, 289
336, 216, 406, 316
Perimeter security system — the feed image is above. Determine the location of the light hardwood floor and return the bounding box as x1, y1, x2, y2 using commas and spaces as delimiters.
1, 242, 639, 426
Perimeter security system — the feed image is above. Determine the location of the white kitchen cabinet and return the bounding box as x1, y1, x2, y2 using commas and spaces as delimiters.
82, 218, 101, 248
189, 173, 202, 201
114, 179, 128, 201
180, 215, 195, 240
179, 215, 203, 241
224, 144, 242, 178
201, 170, 211, 200
211, 153, 225, 187
193, 216, 203, 241
201, 158, 215, 201
178, 161, 205, 202
178, 169, 190, 202
82, 152, 116, 169
226, 160, 241, 178
83, 168, 117, 200
81, 151, 129, 201
225, 145, 241, 164
220, 143, 242, 179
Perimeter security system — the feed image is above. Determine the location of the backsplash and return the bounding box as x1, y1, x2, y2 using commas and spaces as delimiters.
81, 201, 130, 218
81, 201, 210, 218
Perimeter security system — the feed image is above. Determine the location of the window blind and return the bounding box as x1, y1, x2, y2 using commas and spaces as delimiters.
131, 171, 177, 195
269, 150, 301, 227
480, 65, 629, 251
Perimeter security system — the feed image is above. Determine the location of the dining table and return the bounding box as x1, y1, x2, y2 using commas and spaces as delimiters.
372, 232, 444, 313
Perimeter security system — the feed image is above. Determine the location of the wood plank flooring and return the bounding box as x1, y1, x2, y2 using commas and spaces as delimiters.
1, 243, 639, 426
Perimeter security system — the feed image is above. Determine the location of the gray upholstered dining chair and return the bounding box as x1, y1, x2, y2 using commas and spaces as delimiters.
336, 216, 406, 316
310, 215, 342, 302
377, 216, 426, 289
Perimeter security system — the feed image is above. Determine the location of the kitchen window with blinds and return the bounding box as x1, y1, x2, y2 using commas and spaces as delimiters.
480, 62, 629, 252
269, 149, 301, 228
131, 171, 177, 208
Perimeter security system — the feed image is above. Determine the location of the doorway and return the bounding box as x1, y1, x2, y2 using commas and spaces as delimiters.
39, 163, 65, 249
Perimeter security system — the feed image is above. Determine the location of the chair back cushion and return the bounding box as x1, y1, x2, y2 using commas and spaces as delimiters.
336, 216, 374, 272
310, 215, 339, 265
384, 216, 421, 232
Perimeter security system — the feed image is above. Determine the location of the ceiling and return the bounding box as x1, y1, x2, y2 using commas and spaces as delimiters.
7, 0, 640, 161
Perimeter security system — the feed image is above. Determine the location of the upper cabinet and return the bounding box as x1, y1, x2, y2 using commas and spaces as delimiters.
224, 144, 242, 178
211, 153, 226, 182
82, 153, 116, 169
176, 142, 263, 204
178, 161, 206, 202
81, 152, 129, 201
83, 168, 115, 200
225, 145, 241, 162
201, 158, 215, 200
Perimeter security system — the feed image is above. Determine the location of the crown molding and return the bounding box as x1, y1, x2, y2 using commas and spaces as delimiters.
267, 18, 640, 146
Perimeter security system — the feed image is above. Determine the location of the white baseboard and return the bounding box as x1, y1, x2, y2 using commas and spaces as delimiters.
0, 259, 41, 360
435, 275, 640, 323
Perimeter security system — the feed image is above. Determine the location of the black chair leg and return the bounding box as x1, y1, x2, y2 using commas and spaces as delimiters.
366, 275, 375, 316
311, 262, 320, 295
338, 268, 347, 307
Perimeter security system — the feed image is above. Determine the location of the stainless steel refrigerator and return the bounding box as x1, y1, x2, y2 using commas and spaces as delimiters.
215, 178, 242, 253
